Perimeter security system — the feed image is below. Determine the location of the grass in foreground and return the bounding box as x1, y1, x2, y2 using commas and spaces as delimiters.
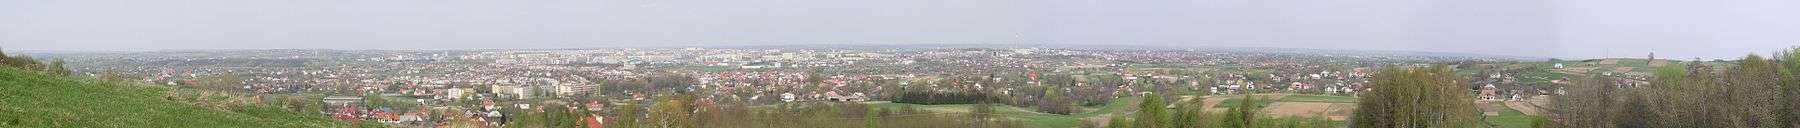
0, 68, 348, 128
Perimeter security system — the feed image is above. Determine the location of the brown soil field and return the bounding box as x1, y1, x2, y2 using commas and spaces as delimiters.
1259, 102, 1355, 121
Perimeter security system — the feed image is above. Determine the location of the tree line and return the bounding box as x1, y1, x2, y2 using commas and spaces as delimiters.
603, 94, 1027, 128
1550, 46, 1800, 128
1094, 92, 1334, 128
1098, 64, 1476, 128
891, 90, 1007, 105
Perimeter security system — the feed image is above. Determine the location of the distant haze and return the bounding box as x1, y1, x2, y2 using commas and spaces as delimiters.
3, 0, 1797, 59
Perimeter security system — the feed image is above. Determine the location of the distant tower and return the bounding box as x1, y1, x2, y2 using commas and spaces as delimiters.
1648, 52, 1656, 60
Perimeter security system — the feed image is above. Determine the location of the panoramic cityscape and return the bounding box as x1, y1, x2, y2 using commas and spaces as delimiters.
4, 0, 1800, 128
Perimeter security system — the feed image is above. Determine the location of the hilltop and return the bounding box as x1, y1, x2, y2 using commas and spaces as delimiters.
0, 68, 349, 127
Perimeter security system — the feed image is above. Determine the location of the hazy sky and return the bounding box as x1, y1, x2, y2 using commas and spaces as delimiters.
3, 0, 1797, 59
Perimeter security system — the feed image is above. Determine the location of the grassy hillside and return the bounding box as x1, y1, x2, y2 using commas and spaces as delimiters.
0, 68, 349, 127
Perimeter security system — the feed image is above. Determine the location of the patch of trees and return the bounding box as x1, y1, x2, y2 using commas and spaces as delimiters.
1349, 65, 1481, 128
1132, 95, 1168, 128
892, 90, 1008, 105
1036, 86, 1077, 115
503, 103, 592, 128
1094, 94, 1332, 128
1037, 74, 1121, 107
1549, 46, 1800, 128
595, 74, 698, 95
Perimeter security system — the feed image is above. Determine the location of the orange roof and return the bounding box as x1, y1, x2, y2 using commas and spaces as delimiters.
583, 115, 605, 128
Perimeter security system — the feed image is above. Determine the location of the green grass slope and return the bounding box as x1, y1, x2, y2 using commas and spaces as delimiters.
0, 68, 348, 128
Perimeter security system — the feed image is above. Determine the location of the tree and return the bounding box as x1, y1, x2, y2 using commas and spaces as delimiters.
362, 93, 387, 108
1723, 54, 1784, 127
1544, 53, 1799, 128
1039, 86, 1075, 114
1350, 65, 1479, 128
1132, 95, 1166, 128
648, 96, 694, 128
543, 105, 580, 128
1779, 47, 1800, 128
1612, 90, 1655, 128
1552, 76, 1617, 128
1645, 63, 1703, 127
505, 107, 546, 128
613, 102, 642, 128
1682, 60, 1730, 127
1170, 95, 1209, 128
1222, 95, 1259, 128
806, 68, 827, 85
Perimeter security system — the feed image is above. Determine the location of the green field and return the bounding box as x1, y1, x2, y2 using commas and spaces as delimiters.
1484, 106, 1536, 128
0, 68, 349, 128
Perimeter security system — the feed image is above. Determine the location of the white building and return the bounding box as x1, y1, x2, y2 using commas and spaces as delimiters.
447, 88, 467, 100
513, 87, 534, 99
490, 85, 535, 99
780, 93, 797, 102
556, 84, 597, 97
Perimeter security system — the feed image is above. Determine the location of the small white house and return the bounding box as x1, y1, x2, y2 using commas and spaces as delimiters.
780, 93, 797, 102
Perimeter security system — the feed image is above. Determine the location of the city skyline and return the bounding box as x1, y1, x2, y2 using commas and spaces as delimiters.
5, 0, 1798, 59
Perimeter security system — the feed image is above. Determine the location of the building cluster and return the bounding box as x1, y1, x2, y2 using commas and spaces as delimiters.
49, 46, 1515, 127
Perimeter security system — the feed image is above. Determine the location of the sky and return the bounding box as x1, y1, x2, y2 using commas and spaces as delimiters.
2, 0, 1797, 59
